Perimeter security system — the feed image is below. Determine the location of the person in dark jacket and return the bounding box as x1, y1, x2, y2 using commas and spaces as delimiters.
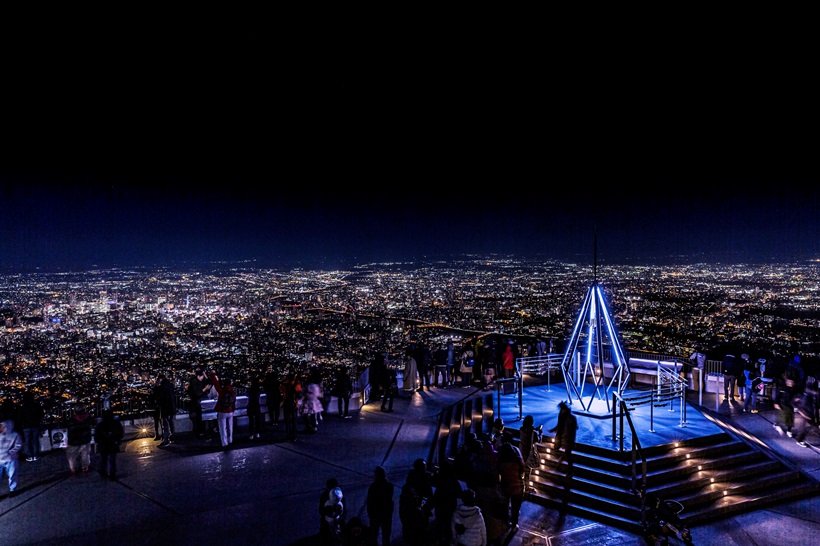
366, 465, 394, 546
66, 405, 93, 474
263, 371, 282, 428
96, 410, 124, 480
334, 367, 354, 419
156, 374, 177, 447
19, 390, 44, 462
247, 376, 262, 440
187, 369, 210, 438
498, 439, 525, 528
549, 401, 577, 471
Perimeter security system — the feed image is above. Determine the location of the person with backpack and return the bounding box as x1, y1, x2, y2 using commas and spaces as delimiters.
209, 372, 236, 448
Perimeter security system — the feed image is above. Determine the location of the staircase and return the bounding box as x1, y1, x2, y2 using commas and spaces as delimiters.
527, 430, 818, 533
429, 393, 495, 466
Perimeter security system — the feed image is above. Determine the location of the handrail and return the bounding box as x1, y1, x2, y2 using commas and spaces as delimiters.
495, 375, 523, 421
612, 391, 648, 495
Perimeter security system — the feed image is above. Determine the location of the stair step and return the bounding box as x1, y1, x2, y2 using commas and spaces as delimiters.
683, 482, 819, 524
529, 474, 642, 518
677, 470, 802, 508
531, 467, 640, 506
646, 460, 781, 497
527, 489, 643, 534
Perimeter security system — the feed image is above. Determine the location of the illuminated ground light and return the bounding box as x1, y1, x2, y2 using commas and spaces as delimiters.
710, 478, 715, 483
698, 465, 703, 471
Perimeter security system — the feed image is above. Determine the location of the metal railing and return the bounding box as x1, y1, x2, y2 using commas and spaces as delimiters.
657, 363, 688, 427
495, 374, 523, 421
612, 391, 648, 495
516, 353, 563, 392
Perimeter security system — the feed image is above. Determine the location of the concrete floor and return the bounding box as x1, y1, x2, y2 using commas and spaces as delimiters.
1, 384, 819, 545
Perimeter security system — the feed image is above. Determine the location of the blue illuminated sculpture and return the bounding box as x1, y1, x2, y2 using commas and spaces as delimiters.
560, 243, 629, 414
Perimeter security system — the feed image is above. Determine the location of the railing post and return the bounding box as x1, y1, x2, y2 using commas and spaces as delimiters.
518, 373, 523, 421
547, 360, 551, 392
612, 393, 616, 442
496, 383, 500, 418
657, 362, 661, 395
619, 404, 625, 452
698, 367, 703, 407
649, 391, 655, 433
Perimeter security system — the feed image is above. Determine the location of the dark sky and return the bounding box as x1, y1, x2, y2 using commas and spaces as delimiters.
1, 22, 817, 269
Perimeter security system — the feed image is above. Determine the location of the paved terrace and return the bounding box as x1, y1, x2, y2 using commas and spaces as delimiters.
2, 385, 820, 546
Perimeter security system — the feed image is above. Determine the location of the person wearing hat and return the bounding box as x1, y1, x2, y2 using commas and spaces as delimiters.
320, 485, 345, 543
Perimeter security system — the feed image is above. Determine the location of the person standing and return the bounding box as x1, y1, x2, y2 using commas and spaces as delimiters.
722, 354, 738, 401
263, 371, 282, 428
367, 466, 394, 546
445, 339, 456, 388
282, 373, 300, 442
321, 486, 345, 544
549, 401, 577, 471
498, 438, 525, 529
19, 391, 43, 462
156, 374, 177, 447
187, 369, 210, 438
333, 368, 353, 419
209, 372, 236, 448
247, 376, 263, 440
95, 410, 124, 480
381, 368, 396, 412
66, 405, 93, 474
451, 489, 486, 546
0, 420, 21, 497
502, 343, 515, 379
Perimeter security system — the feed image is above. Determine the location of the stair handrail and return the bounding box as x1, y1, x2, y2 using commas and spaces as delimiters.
612, 391, 648, 495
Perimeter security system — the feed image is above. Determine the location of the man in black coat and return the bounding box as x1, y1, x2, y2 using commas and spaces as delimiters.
187, 369, 210, 438
367, 466, 394, 546
156, 374, 177, 446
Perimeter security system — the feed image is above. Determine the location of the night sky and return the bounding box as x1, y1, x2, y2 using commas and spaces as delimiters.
1, 23, 817, 270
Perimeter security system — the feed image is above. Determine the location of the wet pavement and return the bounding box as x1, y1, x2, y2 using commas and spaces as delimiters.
1, 385, 819, 545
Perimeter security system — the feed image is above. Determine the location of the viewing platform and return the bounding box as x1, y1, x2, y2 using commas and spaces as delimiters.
2, 370, 820, 545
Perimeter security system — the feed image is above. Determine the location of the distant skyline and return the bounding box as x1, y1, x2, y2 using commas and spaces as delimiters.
1, 177, 817, 270
1, 25, 816, 270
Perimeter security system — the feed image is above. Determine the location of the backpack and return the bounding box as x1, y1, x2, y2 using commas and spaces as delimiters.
218, 390, 236, 412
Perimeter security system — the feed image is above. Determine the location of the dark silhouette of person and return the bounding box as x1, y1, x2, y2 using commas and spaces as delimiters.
187, 369, 210, 438
549, 401, 577, 471
95, 410, 124, 480
334, 367, 353, 419
549, 401, 577, 510
367, 465, 394, 545
381, 368, 396, 412
263, 371, 282, 428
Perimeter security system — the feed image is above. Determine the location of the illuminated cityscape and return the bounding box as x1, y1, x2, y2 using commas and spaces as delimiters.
1, 259, 817, 421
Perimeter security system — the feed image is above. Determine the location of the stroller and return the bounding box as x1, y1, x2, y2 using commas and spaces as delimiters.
641, 493, 693, 545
